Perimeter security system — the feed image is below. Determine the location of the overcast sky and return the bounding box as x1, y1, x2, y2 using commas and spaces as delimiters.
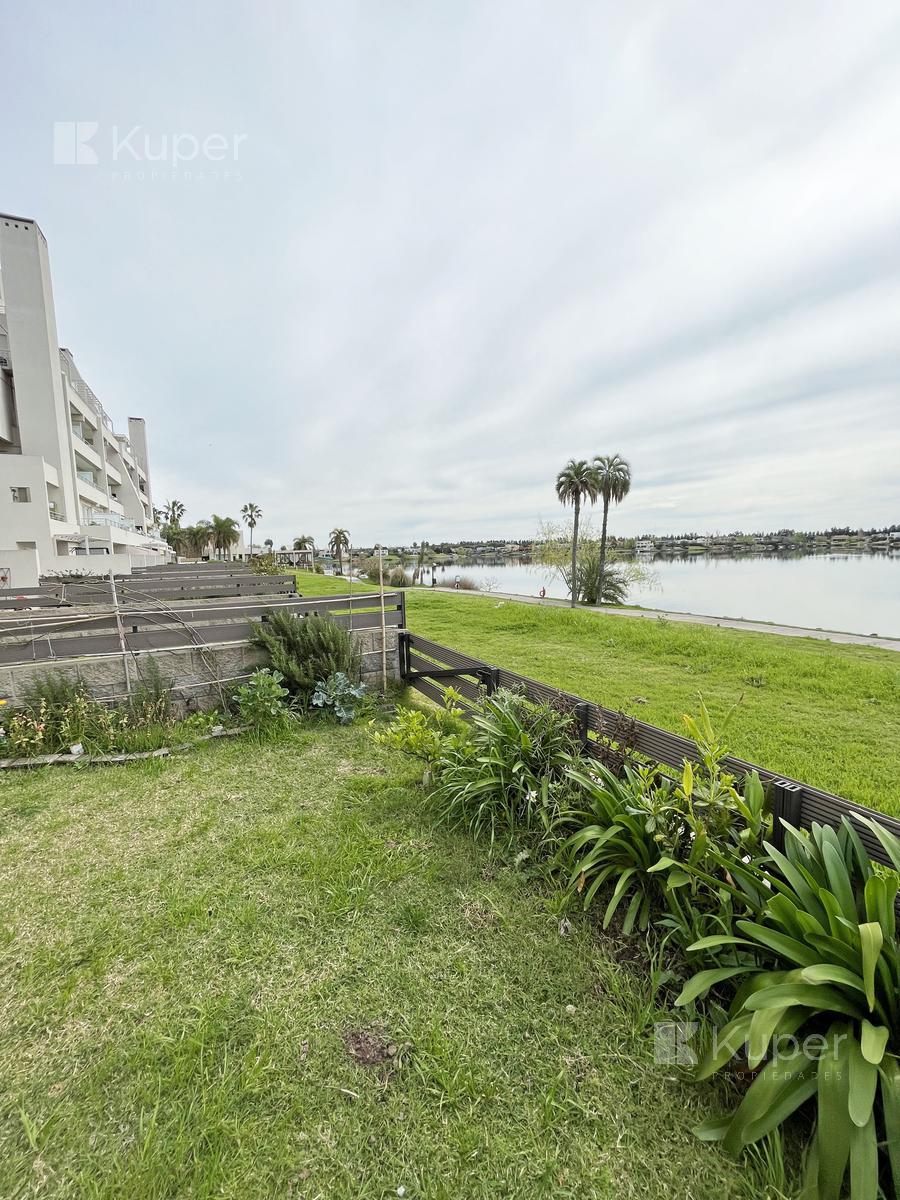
2, 1, 899, 547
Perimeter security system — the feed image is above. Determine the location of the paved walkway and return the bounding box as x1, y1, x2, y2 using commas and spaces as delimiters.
428, 587, 900, 652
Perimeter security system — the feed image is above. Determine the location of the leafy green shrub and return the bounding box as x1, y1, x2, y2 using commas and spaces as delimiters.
561, 761, 665, 933
432, 688, 583, 848
232, 668, 296, 735
562, 554, 630, 605
374, 689, 469, 782
249, 611, 361, 703
250, 552, 281, 575
388, 566, 412, 588
310, 672, 366, 724
559, 702, 771, 946
676, 816, 900, 1200
359, 557, 411, 588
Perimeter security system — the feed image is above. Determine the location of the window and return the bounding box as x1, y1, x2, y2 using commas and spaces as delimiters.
10, 486, 31, 502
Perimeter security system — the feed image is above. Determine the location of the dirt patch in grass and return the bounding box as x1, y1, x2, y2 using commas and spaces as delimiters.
342, 1025, 407, 1070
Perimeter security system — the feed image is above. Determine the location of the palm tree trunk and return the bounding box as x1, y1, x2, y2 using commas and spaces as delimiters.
570, 497, 580, 607
598, 500, 609, 603
249, 528, 253, 559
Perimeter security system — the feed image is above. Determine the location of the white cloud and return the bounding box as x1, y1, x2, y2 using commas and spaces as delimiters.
2, 0, 898, 545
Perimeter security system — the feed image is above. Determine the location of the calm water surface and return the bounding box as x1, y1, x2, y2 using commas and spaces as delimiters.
433, 555, 900, 639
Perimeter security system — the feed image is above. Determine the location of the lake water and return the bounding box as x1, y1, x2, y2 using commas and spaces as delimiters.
431, 555, 900, 639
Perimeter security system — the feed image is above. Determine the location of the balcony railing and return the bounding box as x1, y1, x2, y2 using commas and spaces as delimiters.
81, 507, 136, 532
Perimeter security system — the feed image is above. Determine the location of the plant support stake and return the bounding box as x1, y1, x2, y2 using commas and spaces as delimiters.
377, 543, 387, 692
109, 569, 133, 697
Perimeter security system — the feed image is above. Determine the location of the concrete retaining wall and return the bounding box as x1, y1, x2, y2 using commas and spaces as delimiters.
0, 626, 400, 713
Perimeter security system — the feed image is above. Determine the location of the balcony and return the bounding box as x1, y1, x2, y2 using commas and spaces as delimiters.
75, 473, 108, 507
73, 435, 103, 470
81, 507, 136, 532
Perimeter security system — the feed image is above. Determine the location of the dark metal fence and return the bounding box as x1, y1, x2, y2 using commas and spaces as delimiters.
0, 574, 298, 610
0, 592, 405, 665
399, 631, 900, 867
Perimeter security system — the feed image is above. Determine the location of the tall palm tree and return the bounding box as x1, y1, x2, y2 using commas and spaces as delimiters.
241, 502, 262, 558
593, 453, 632, 602
328, 527, 350, 575
210, 514, 240, 560
164, 499, 185, 527
556, 460, 600, 607
182, 521, 212, 559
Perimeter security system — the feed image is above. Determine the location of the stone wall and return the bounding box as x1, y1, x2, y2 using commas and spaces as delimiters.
0, 627, 400, 713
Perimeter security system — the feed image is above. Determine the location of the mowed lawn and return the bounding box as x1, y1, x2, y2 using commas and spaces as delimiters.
0, 726, 765, 1200
291, 576, 900, 815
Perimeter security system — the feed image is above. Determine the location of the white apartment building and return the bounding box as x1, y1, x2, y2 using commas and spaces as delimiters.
0, 213, 172, 588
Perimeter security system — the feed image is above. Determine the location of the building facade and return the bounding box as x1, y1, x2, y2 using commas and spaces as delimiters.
0, 213, 172, 587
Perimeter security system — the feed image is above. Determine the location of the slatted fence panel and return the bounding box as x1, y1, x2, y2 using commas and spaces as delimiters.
0, 593, 404, 664
402, 633, 900, 866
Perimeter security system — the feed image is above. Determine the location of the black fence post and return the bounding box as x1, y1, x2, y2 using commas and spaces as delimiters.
770, 780, 803, 852
479, 667, 501, 695
399, 589, 407, 630
574, 702, 591, 747
398, 630, 411, 680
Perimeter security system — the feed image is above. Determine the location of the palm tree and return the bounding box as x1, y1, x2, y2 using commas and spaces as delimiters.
328, 527, 350, 575
555, 460, 600, 607
593, 453, 632, 602
164, 499, 185, 528
210, 514, 240, 560
556, 460, 600, 609
241, 502, 262, 558
163, 524, 189, 554
182, 521, 212, 559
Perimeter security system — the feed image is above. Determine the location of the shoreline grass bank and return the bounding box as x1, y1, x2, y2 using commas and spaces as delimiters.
293, 573, 900, 814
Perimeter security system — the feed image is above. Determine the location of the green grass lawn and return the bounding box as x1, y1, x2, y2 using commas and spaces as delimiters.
404, 589, 900, 815
294, 569, 363, 597
0, 726, 772, 1200
290, 574, 899, 815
